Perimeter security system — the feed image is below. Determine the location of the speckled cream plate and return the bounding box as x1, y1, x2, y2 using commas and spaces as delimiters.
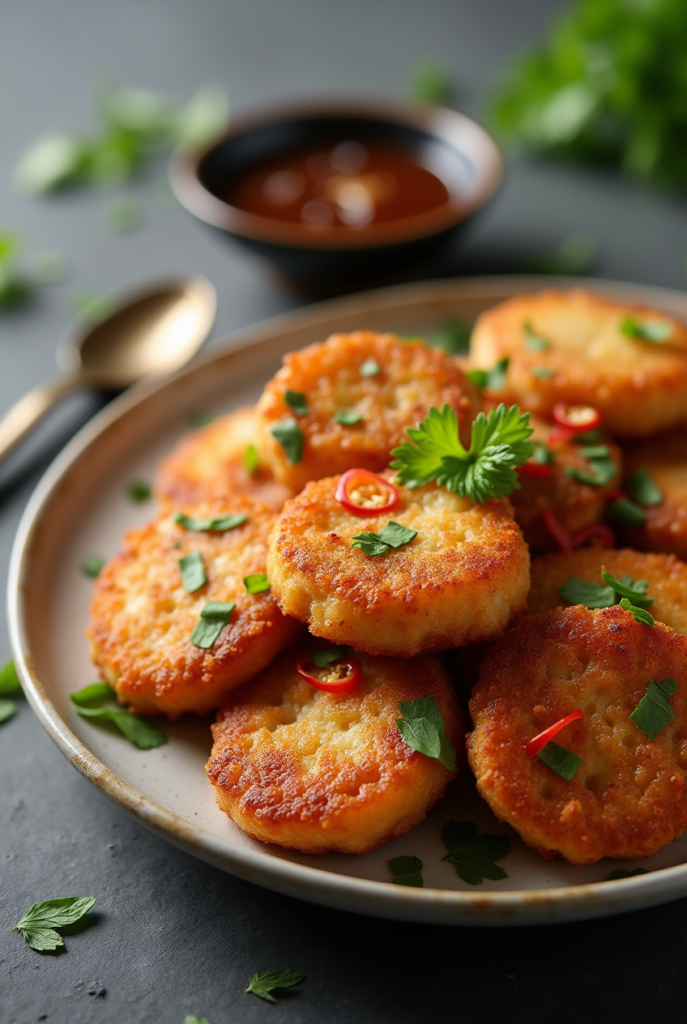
10, 276, 687, 926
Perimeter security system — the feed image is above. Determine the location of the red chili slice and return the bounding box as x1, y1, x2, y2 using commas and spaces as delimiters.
605, 489, 627, 503
335, 468, 399, 516
296, 656, 362, 694
525, 709, 584, 756
517, 462, 553, 479
543, 510, 573, 552
552, 403, 602, 434
572, 523, 616, 549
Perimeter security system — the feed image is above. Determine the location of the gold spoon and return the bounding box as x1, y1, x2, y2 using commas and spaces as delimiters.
0, 276, 217, 463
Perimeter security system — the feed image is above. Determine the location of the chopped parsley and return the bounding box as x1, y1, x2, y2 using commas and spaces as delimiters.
389, 855, 424, 887
243, 573, 270, 594
246, 969, 304, 1003
559, 567, 653, 611
12, 897, 97, 953
566, 444, 616, 487
600, 567, 653, 606
523, 320, 551, 351
270, 418, 304, 464
627, 468, 663, 507
178, 550, 207, 593
532, 440, 554, 465
620, 317, 672, 344
468, 356, 509, 392
391, 403, 533, 503
537, 740, 582, 780
284, 389, 308, 416
190, 601, 236, 649
395, 696, 456, 772
360, 358, 381, 377
609, 867, 648, 880
335, 409, 363, 425
427, 319, 472, 354
81, 555, 105, 579
243, 444, 260, 476
607, 497, 648, 528
174, 512, 247, 532
70, 684, 166, 749
441, 821, 510, 885
630, 677, 677, 740
351, 521, 418, 557
126, 480, 151, 503
619, 597, 655, 626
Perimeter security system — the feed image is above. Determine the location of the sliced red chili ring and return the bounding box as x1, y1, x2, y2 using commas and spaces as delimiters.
525, 709, 584, 757
335, 468, 399, 517
552, 403, 602, 434
296, 655, 362, 694
572, 523, 616, 548
517, 462, 553, 479
543, 510, 573, 552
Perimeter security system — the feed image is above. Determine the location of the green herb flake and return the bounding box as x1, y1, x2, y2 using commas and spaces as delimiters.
396, 696, 456, 772
630, 677, 677, 740
12, 896, 97, 953
0, 660, 21, 696
105, 197, 142, 233
350, 532, 390, 557
574, 427, 603, 444
81, 555, 105, 579
190, 601, 236, 649
566, 446, 617, 486
531, 366, 555, 379
14, 134, 91, 194
184, 1017, 210, 1024
174, 512, 248, 532
270, 418, 304, 465
532, 440, 554, 465
243, 444, 260, 476
243, 573, 270, 595
360, 358, 381, 377
526, 235, 596, 276
71, 685, 166, 749
126, 480, 151, 503
559, 577, 616, 609
191, 411, 215, 428
179, 550, 207, 593
335, 409, 363, 425
600, 566, 653, 606
427, 319, 472, 354
609, 867, 648, 880
246, 969, 304, 1004
468, 356, 509, 392
310, 644, 351, 668
0, 700, 16, 724
351, 521, 418, 557
523, 320, 551, 351
441, 821, 510, 885
620, 317, 672, 344
537, 740, 582, 780
389, 855, 424, 888
608, 497, 648, 528
619, 597, 655, 626
284, 389, 309, 416
409, 59, 452, 104
627, 468, 663, 508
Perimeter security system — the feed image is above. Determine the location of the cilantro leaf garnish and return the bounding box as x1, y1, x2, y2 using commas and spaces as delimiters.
190, 601, 236, 649
12, 897, 96, 953
174, 512, 248, 532
531, 366, 555, 379
619, 597, 655, 626
284, 389, 309, 416
389, 855, 424, 887
270, 418, 304, 464
608, 497, 648, 528
126, 480, 151, 503
523, 320, 550, 351
609, 867, 648, 880
243, 444, 260, 476
311, 644, 351, 668
441, 821, 510, 885
620, 317, 672, 344
81, 555, 105, 579
246, 969, 304, 1003
396, 696, 456, 771
391, 403, 533, 503
70, 684, 166, 749
559, 578, 616, 609
427, 319, 472, 354
630, 677, 677, 740
600, 567, 653, 606
627, 468, 663, 507
537, 740, 582, 780
178, 550, 207, 593
335, 409, 363, 425
360, 358, 381, 377
566, 444, 617, 487
351, 521, 418, 557
468, 356, 509, 392
532, 440, 554, 465
243, 573, 270, 594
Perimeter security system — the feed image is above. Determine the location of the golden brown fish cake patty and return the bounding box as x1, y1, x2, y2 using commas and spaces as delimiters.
510, 414, 622, 552
256, 330, 482, 491
469, 290, 687, 437
468, 605, 687, 864
206, 647, 464, 854
620, 429, 687, 560
154, 408, 293, 512
526, 547, 687, 636
87, 499, 301, 717
267, 473, 530, 657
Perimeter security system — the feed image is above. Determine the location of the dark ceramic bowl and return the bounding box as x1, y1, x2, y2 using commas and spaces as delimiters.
170, 99, 503, 294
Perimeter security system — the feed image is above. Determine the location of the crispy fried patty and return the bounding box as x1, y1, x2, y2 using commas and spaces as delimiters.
207, 646, 463, 854
620, 429, 687, 560
469, 605, 687, 863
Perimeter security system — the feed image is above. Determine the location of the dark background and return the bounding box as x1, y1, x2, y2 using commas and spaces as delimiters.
2, 1, 687, 1022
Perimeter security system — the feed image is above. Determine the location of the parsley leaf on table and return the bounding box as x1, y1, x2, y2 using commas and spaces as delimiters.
12, 897, 96, 952
396, 696, 456, 771
0, 660, 23, 725
246, 969, 304, 1003
442, 821, 510, 885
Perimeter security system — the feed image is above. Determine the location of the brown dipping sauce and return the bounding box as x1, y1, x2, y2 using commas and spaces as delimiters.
224, 139, 451, 232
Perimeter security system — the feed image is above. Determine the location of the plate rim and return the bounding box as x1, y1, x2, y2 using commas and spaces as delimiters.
10, 273, 687, 926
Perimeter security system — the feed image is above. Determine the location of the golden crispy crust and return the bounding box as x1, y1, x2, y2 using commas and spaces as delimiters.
526, 547, 687, 636
256, 330, 482, 491
468, 606, 687, 863
154, 408, 293, 512
470, 290, 687, 437
621, 429, 687, 560
87, 499, 302, 717
510, 415, 622, 552
207, 647, 464, 854
267, 473, 530, 656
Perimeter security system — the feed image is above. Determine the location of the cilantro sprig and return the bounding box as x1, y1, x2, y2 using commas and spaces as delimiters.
559, 566, 653, 611
630, 677, 678, 740
12, 896, 96, 952
391, 403, 533, 503
395, 696, 456, 771
442, 821, 510, 885
246, 969, 304, 1003
351, 521, 418, 557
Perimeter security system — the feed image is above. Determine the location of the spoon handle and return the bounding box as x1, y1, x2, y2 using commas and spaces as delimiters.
0, 374, 82, 463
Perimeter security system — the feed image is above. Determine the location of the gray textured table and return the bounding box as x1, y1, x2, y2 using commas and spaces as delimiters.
3, 2, 687, 1022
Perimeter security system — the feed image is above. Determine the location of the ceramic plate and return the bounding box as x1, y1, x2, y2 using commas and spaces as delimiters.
10, 276, 687, 926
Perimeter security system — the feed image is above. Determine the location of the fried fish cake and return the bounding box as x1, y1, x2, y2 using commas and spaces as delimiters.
87, 499, 302, 717
620, 429, 687, 560
468, 605, 687, 864
267, 473, 530, 657
206, 647, 463, 854
256, 330, 481, 491
154, 408, 293, 512
510, 414, 622, 552
526, 548, 687, 636
470, 290, 687, 437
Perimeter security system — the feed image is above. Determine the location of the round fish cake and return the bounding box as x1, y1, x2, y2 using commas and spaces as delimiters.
267, 473, 530, 656
87, 499, 302, 717
256, 330, 482, 491
620, 429, 687, 560
154, 407, 293, 512
510, 414, 622, 552
526, 548, 687, 636
469, 290, 687, 437
206, 647, 464, 854
468, 605, 687, 864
